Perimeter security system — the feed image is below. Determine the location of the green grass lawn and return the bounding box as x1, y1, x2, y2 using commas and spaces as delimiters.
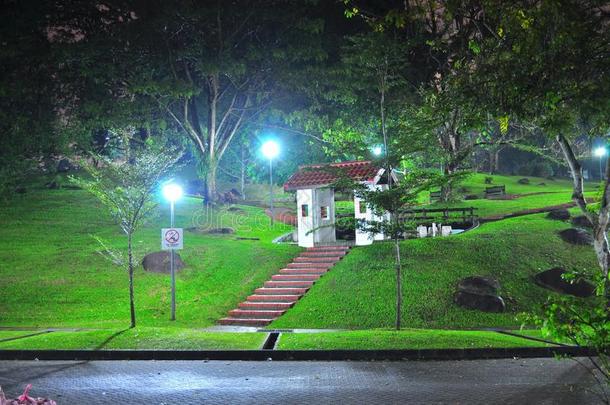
272, 213, 599, 330
0, 327, 266, 350
0, 185, 300, 329
337, 173, 597, 218
0, 175, 595, 350
431, 173, 598, 218
275, 329, 554, 350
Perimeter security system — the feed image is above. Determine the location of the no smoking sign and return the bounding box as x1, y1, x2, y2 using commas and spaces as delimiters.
161, 228, 183, 250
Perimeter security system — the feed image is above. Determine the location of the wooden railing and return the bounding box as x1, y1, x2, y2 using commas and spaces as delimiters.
398, 207, 478, 224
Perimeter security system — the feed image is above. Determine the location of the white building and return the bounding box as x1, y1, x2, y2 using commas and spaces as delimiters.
283, 161, 393, 248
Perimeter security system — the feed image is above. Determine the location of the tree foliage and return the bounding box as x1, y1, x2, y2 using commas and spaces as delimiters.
71, 138, 181, 327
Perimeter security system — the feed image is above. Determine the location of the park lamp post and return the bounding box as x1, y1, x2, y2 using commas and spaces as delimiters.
261, 140, 280, 226
372, 145, 383, 157
594, 146, 607, 180
162, 183, 183, 321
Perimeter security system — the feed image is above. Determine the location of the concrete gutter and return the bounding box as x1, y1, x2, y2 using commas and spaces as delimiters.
0, 346, 594, 362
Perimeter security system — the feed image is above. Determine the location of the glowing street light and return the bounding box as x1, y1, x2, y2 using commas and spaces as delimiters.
372, 145, 383, 157
261, 140, 280, 226
162, 182, 183, 321
594, 147, 607, 180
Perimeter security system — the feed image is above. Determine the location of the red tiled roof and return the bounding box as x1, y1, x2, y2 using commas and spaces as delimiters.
284, 160, 383, 191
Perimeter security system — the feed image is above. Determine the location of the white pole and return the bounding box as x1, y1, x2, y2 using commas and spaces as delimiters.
170, 200, 176, 321
270, 158, 274, 226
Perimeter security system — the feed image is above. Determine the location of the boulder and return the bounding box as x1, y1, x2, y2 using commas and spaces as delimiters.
547, 209, 570, 221
454, 291, 506, 313
46, 180, 60, 189
207, 227, 235, 234
219, 189, 241, 204
14, 186, 26, 194
558, 228, 593, 245
534, 267, 595, 298
538, 182, 546, 186
571, 215, 593, 229
56, 158, 75, 173
517, 178, 530, 184
142, 251, 185, 274
457, 276, 500, 295
454, 276, 505, 312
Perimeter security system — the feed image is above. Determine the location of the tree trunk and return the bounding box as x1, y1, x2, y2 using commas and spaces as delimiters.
240, 145, 246, 200
204, 161, 218, 204
557, 134, 610, 307
128, 232, 136, 328
441, 160, 458, 201
394, 236, 402, 330
489, 150, 497, 174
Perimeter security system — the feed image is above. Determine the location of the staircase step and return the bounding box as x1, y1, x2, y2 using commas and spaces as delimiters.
287, 262, 333, 269
307, 246, 350, 252
239, 302, 294, 310
279, 268, 328, 275
264, 280, 314, 288
228, 309, 285, 319
218, 317, 272, 327
254, 287, 308, 295
271, 274, 321, 281
299, 252, 347, 258
294, 257, 341, 263
247, 294, 301, 302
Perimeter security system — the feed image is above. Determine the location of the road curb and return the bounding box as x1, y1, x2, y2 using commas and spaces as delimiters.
0, 346, 594, 362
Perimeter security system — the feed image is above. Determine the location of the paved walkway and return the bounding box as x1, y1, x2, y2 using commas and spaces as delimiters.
0, 358, 604, 404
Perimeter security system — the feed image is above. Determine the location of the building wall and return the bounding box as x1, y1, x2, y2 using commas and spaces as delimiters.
296, 187, 336, 247
354, 184, 388, 245
313, 187, 336, 245
296, 189, 314, 247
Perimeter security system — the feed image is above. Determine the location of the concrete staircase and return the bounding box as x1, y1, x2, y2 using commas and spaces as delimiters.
218, 246, 350, 327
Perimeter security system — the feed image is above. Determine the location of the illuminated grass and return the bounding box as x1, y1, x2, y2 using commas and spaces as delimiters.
0, 327, 266, 350
272, 214, 598, 330
0, 186, 300, 328
276, 329, 554, 350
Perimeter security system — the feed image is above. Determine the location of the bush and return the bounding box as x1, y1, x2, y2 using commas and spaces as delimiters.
484, 176, 493, 184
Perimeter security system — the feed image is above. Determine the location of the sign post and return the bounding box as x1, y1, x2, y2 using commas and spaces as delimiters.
161, 200, 183, 321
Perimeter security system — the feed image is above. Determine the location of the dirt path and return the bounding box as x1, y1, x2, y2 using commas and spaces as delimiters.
480, 202, 577, 222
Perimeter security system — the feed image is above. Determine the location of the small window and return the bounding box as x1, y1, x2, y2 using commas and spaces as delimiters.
301, 204, 309, 217
320, 206, 329, 219
358, 201, 367, 214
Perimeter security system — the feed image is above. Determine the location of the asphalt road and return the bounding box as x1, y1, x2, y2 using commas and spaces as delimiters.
0, 358, 605, 404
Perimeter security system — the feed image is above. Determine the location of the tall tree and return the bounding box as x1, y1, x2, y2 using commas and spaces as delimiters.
72, 138, 181, 328
48, 0, 327, 203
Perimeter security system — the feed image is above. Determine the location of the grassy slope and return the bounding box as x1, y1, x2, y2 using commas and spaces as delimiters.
272, 213, 598, 330
430, 173, 598, 218
0, 327, 266, 350
337, 173, 597, 218
276, 329, 552, 350
0, 187, 300, 328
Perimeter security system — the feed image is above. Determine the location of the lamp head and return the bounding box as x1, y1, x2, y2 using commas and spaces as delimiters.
372, 145, 383, 156
261, 140, 280, 159
162, 183, 183, 202
594, 147, 607, 157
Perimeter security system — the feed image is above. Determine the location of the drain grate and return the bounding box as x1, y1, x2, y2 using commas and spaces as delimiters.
262, 332, 280, 350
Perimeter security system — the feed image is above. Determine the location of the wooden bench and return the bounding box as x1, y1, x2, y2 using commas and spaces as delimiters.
484, 185, 505, 198
430, 190, 442, 202
399, 207, 478, 225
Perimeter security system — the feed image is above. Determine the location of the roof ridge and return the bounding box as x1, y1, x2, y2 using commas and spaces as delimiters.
297, 160, 373, 170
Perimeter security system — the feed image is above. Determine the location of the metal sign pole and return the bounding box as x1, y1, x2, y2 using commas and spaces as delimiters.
170, 200, 176, 321
270, 158, 274, 226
